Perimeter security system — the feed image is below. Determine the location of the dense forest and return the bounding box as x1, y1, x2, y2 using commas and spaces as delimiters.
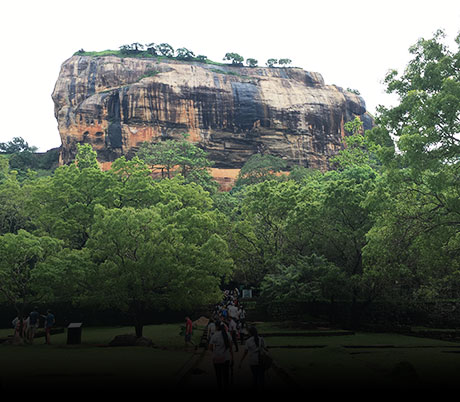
1, 30, 459, 335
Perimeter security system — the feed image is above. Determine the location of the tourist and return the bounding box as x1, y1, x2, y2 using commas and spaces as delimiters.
12, 316, 21, 338
43, 310, 55, 345
207, 318, 216, 344
184, 316, 196, 349
239, 325, 268, 389
238, 305, 246, 329
228, 302, 239, 321
209, 321, 233, 390
27, 307, 40, 344
228, 316, 239, 352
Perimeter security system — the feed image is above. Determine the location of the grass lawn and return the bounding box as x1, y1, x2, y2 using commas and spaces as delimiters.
0, 323, 203, 391
2, 321, 460, 391
255, 324, 460, 389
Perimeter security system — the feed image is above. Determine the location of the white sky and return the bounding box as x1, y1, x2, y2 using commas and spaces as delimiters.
0, 0, 459, 151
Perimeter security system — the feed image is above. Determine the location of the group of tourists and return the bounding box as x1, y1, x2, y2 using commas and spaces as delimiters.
12, 307, 55, 345
206, 288, 270, 390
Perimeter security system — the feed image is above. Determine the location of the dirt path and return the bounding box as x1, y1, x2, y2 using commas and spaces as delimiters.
179, 345, 295, 391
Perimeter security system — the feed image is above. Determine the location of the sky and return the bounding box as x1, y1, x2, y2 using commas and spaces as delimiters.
0, 0, 459, 151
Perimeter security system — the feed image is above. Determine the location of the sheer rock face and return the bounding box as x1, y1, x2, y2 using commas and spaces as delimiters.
52, 55, 373, 173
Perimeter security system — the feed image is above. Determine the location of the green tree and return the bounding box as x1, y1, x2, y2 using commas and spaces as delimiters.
223, 53, 244, 66
105, 156, 158, 209
266, 58, 278, 68
0, 137, 36, 154
246, 58, 258, 67
0, 165, 29, 235
379, 29, 460, 171
284, 166, 378, 327
0, 230, 63, 324
260, 254, 349, 303
24, 146, 111, 248
288, 165, 319, 183
84, 203, 232, 337
137, 135, 218, 193
145, 43, 158, 55
175, 47, 195, 60
278, 58, 292, 67
235, 153, 287, 187
75, 143, 99, 170
229, 180, 299, 287
157, 43, 174, 57
362, 29, 460, 305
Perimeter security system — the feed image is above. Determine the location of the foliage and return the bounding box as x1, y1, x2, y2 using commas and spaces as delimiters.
175, 47, 195, 60
266, 58, 278, 68
0, 230, 63, 318
157, 43, 174, 57
362, 29, 460, 305
0, 137, 36, 154
0, 137, 59, 181
379, 29, 460, 171
278, 58, 292, 66
0, 166, 29, 235
260, 254, 349, 302
246, 58, 258, 67
235, 153, 287, 187
83, 202, 232, 336
136, 135, 218, 193
330, 117, 390, 171
223, 52, 244, 66
228, 180, 299, 286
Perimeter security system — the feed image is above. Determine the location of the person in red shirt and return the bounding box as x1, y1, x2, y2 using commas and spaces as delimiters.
184, 317, 196, 349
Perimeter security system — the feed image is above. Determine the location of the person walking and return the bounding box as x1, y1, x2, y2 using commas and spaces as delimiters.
43, 310, 55, 345
207, 319, 216, 345
239, 325, 268, 389
228, 317, 239, 352
27, 307, 40, 344
184, 316, 196, 350
209, 321, 233, 390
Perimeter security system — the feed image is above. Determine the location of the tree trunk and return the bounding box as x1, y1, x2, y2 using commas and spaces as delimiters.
134, 315, 143, 338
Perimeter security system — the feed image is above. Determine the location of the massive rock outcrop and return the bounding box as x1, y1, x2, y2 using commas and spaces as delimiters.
52, 55, 373, 186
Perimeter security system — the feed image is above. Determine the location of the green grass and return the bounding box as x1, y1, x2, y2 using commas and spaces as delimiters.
270, 345, 460, 389
265, 332, 460, 347
3, 322, 460, 389
73, 50, 232, 68
0, 323, 203, 347
265, 331, 460, 388
246, 322, 460, 388
0, 323, 203, 390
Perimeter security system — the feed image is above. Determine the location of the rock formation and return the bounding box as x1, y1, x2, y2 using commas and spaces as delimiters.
52, 55, 373, 187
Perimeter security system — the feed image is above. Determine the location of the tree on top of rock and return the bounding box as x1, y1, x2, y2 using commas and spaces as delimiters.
223, 53, 244, 66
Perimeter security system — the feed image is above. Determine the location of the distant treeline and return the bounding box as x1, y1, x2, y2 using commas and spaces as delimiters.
0, 137, 59, 180
74, 42, 293, 68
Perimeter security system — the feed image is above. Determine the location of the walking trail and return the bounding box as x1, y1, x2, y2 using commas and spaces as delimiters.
180, 343, 295, 391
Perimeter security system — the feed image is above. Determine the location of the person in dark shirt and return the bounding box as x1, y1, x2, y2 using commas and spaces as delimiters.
43, 310, 55, 345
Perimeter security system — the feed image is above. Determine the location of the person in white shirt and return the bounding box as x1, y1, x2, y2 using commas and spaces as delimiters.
239, 326, 268, 389
207, 319, 216, 344
228, 317, 239, 352
209, 321, 233, 390
227, 303, 239, 320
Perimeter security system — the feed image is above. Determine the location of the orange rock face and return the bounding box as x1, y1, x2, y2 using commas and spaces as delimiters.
52, 55, 373, 189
